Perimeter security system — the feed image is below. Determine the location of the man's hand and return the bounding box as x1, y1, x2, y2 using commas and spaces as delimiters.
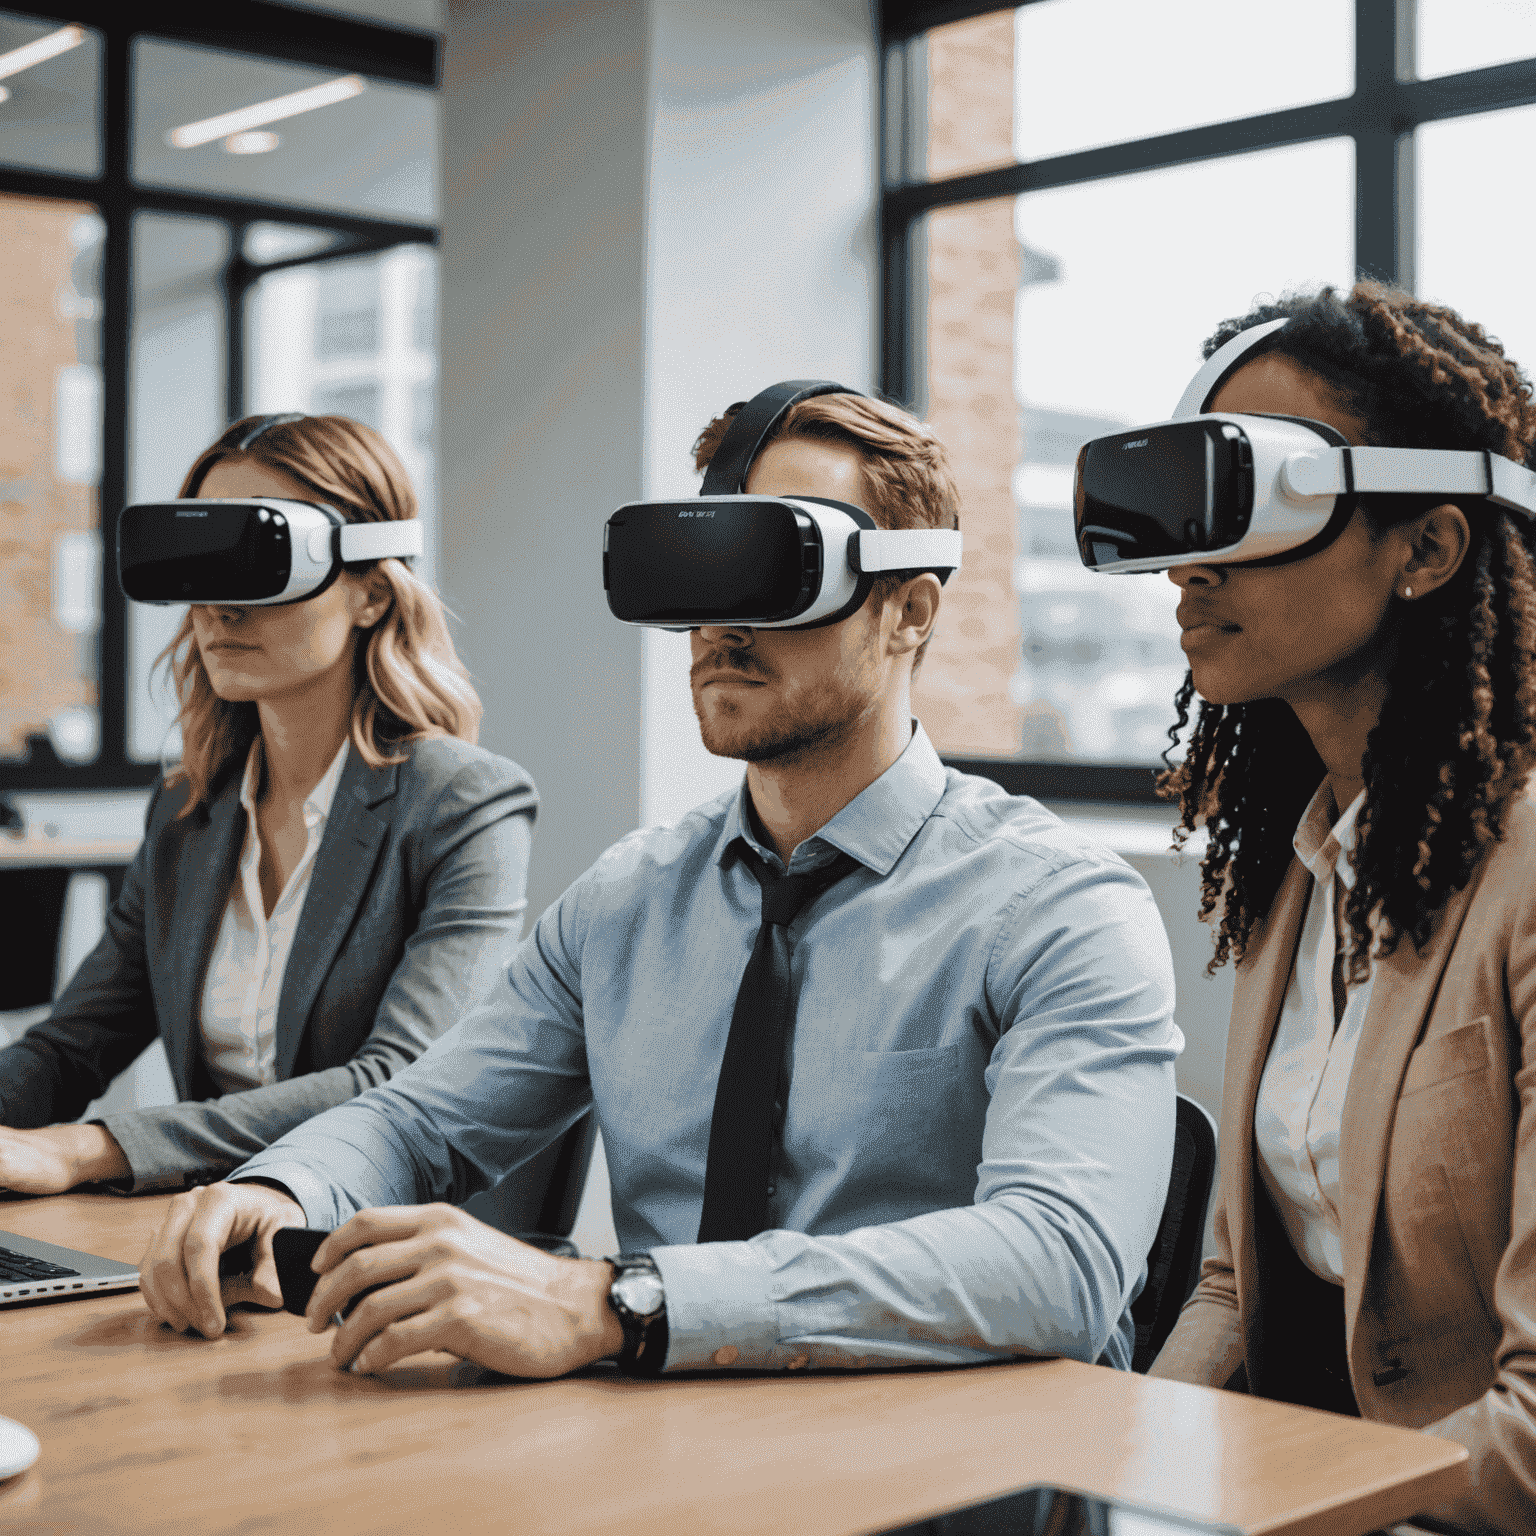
305, 1204, 625, 1379
0, 1123, 129, 1194
140, 1181, 306, 1337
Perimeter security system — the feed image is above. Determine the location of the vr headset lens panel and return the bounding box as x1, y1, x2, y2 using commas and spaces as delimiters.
1075, 419, 1254, 570
119, 499, 423, 605
605, 498, 828, 627
119, 501, 297, 603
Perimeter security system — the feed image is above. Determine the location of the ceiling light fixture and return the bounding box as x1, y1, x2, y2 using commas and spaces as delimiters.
0, 23, 86, 80
225, 130, 279, 155
167, 73, 365, 150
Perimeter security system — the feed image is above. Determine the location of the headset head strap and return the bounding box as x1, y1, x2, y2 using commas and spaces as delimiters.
699, 380, 861, 496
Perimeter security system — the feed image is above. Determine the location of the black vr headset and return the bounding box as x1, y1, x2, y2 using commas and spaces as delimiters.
603, 380, 963, 629
1074, 316, 1536, 573
117, 415, 423, 605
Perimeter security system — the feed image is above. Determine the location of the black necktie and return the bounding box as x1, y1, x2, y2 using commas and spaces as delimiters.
697, 845, 860, 1243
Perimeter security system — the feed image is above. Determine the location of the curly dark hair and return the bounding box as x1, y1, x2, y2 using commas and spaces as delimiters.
1161, 281, 1536, 975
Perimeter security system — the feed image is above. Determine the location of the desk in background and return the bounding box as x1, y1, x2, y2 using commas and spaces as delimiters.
0, 1193, 1466, 1536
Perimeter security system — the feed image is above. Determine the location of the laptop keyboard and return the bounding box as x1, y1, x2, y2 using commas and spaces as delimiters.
0, 1247, 81, 1283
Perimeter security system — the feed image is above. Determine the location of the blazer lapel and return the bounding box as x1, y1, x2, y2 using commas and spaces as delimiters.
1338, 865, 1487, 1335
166, 776, 245, 1099
1225, 857, 1312, 1342
272, 751, 397, 1081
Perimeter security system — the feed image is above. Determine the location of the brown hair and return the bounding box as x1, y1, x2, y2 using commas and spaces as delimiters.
692, 392, 960, 667
1161, 282, 1536, 975
161, 414, 482, 814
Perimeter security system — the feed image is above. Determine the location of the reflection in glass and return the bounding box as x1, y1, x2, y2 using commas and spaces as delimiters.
1416, 0, 1536, 80
0, 12, 100, 176
133, 40, 437, 222
1418, 104, 1536, 375
916, 140, 1354, 764
247, 244, 439, 584
1014, 0, 1352, 163
128, 214, 229, 764
0, 195, 103, 764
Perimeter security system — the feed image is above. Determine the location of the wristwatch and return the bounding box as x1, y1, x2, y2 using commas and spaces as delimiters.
607, 1253, 668, 1376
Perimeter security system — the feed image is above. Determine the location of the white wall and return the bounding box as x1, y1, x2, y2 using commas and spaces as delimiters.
639, 0, 879, 828
439, 0, 649, 926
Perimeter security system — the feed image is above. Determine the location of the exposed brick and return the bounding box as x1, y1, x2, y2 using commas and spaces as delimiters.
0, 195, 98, 760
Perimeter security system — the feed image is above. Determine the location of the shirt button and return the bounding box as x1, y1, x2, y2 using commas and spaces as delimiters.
787, 1354, 808, 1370
713, 1345, 739, 1366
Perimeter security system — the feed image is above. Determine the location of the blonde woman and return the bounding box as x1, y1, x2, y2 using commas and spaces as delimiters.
0, 413, 536, 1198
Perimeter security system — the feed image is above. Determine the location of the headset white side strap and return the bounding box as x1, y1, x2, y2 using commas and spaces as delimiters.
853, 528, 963, 574
1281, 447, 1536, 517
337, 521, 425, 562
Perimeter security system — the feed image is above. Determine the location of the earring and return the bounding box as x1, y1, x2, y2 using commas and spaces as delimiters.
1403, 585, 1414, 599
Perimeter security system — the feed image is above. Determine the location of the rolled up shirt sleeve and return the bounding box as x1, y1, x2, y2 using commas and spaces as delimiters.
652, 852, 1181, 1373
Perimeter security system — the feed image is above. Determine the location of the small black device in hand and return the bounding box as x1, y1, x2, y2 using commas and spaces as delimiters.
272, 1227, 389, 1322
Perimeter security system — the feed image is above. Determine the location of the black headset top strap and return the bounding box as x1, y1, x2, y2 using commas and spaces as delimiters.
699, 380, 861, 496
233, 412, 306, 452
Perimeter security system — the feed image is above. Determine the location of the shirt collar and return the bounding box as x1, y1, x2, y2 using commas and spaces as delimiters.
238, 736, 351, 826
1293, 780, 1367, 892
714, 720, 948, 877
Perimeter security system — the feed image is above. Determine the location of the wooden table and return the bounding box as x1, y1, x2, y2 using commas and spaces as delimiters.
0, 1194, 1467, 1536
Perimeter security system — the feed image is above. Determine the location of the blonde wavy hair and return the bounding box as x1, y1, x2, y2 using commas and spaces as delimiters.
159, 414, 482, 814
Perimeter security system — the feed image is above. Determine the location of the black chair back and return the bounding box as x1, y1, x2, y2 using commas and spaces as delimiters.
0, 867, 73, 1014
1131, 1092, 1218, 1373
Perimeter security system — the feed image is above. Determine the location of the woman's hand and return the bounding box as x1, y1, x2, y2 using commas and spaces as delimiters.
139, 1181, 307, 1337
0, 1124, 130, 1194
305, 1204, 623, 1379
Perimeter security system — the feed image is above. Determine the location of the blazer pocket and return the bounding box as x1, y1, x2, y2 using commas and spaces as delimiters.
1400, 1016, 1493, 1098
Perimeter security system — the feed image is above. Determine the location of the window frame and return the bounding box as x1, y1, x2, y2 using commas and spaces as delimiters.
0, 1, 440, 794
880, 0, 1536, 801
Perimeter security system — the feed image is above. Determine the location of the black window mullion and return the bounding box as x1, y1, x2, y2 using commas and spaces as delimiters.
97, 26, 133, 781
1353, 0, 1405, 283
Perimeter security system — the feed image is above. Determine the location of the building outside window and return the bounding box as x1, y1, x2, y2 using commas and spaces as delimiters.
884, 0, 1536, 799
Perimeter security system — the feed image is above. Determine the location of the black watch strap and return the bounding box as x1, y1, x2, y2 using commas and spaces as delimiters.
608, 1253, 668, 1377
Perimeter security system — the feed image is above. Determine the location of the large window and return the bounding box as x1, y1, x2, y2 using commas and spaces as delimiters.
882, 0, 1536, 799
0, 3, 438, 792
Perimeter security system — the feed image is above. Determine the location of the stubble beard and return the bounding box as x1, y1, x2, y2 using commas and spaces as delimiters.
691, 646, 880, 768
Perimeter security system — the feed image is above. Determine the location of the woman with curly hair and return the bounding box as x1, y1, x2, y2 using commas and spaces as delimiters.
1147, 282, 1536, 1534
0, 415, 538, 1239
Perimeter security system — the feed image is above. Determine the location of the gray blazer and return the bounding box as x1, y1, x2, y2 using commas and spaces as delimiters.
0, 736, 538, 1191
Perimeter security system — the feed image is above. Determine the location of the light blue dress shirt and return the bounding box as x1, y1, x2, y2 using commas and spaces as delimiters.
237, 725, 1181, 1373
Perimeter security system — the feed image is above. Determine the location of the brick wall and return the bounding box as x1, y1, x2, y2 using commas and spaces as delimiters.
910, 11, 1022, 757
0, 195, 97, 759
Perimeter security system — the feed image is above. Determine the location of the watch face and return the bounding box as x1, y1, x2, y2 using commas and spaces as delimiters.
613, 1269, 665, 1318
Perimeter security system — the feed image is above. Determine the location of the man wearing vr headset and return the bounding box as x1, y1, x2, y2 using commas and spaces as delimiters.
141, 383, 1180, 1390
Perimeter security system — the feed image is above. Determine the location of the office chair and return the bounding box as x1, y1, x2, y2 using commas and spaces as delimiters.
462, 1111, 601, 1257
0, 867, 73, 1016
1130, 1092, 1218, 1373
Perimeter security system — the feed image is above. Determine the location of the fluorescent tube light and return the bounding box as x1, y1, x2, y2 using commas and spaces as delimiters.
0, 24, 86, 81
167, 74, 365, 150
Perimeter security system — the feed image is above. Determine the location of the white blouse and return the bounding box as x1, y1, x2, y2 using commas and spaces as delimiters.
199, 738, 350, 1095
1253, 783, 1373, 1286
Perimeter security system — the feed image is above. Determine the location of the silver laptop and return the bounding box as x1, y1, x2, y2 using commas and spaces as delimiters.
0, 1229, 138, 1306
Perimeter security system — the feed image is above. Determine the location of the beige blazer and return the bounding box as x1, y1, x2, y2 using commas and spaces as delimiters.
1152, 789, 1536, 1535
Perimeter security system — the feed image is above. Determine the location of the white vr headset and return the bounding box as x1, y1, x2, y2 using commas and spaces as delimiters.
1075, 316, 1536, 573
604, 380, 963, 629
